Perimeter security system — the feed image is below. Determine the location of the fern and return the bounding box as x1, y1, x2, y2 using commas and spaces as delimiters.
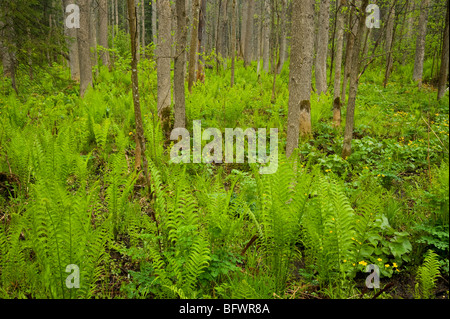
302, 175, 358, 282
415, 250, 441, 299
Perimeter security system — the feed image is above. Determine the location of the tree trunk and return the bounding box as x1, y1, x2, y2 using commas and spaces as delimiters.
63, 0, 80, 81
188, 0, 200, 93
78, 0, 93, 97
127, 0, 154, 216
332, 0, 346, 129
341, 5, 357, 103
244, 0, 254, 67
413, 0, 431, 87
152, 0, 157, 45
438, 0, 449, 100
286, 0, 315, 158
402, 0, 415, 64
157, 0, 172, 136
89, 1, 98, 69
141, 0, 146, 57
276, 0, 287, 74
98, 0, 110, 67
383, 3, 395, 88
196, 0, 206, 82
231, 0, 237, 87
315, 0, 330, 94
262, 0, 270, 72
342, 0, 368, 159
174, 0, 187, 129
241, 0, 248, 59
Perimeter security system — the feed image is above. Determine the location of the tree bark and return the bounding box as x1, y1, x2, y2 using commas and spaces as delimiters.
342, 0, 368, 159
341, 5, 358, 103
286, 0, 315, 158
188, 0, 200, 92
231, 0, 237, 87
332, 0, 346, 129
413, 0, 430, 87
437, 0, 449, 100
78, 0, 93, 97
240, 0, 249, 59
89, 1, 98, 70
262, 0, 270, 73
277, 0, 287, 74
152, 0, 157, 46
127, 0, 155, 222
157, 0, 172, 136
62, 0, 80, 81
174, 0, 187, 129
98, 0, 110, 67
383, 3, 395, 88
196, 0, 206, 82
315, 0, 330, 94
244, 0, 254, 67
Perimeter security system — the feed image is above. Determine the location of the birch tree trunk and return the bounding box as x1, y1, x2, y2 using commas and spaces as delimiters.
286, 0, 315, 158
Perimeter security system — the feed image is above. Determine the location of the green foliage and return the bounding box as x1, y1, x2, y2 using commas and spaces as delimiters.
415, 250, 441, 299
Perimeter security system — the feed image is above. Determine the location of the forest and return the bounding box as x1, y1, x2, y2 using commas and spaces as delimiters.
0, 0, 448, 302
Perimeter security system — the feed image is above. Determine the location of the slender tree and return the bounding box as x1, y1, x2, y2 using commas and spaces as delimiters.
438, 0, 449, 100
342, 0, 368, 159
63, 0, 80, 81
174, 0, 187, 129
188, 0, 200, 92
315, 0, 330, 94
413, 0, 431, 87
286, 0, 315, 158
78, 0, 93, 97
383, 2, 396, 88
157, 0, 172, 135
244, 0, 254, 67
231, 0, 237, 87
98, 0, 110, 67
332, 0, 346, 128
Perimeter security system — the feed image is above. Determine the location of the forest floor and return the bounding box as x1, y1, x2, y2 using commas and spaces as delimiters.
0, 58, 449, 299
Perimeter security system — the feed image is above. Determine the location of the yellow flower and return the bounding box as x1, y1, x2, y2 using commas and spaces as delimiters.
329, 230, 333, 233
385, 264, 390, 268
343, 260, 347, 263
393, 262, 398, 268
377, 258, 382, 262
129, 132, 133, 136
359, 261, 368, 266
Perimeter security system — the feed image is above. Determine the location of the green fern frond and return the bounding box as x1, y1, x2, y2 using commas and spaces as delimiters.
415, 250, 441, 299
